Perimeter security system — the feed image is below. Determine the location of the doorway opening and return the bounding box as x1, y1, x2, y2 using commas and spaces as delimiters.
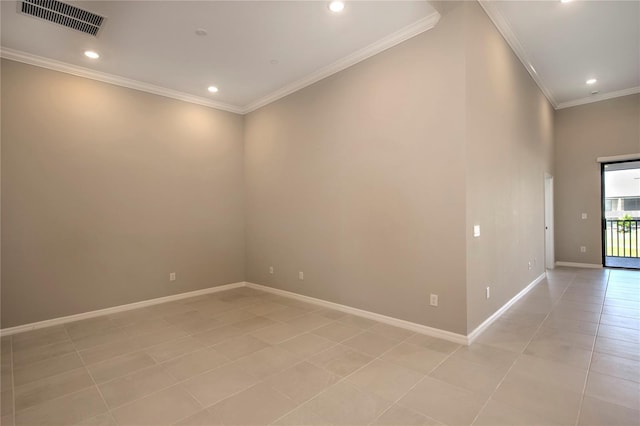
544, 174, 555, 269
602, 160, 640, 269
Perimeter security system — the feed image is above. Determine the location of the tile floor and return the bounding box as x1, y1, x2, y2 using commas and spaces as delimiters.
0, 267, 638, 425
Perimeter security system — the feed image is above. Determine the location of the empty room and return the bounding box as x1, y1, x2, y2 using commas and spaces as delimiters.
1, 0, 639, 425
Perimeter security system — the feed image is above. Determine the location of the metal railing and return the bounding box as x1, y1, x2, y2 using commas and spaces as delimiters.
605, 219, 639, 258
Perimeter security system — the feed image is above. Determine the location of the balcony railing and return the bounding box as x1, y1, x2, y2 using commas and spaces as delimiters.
605, 219, 639, 258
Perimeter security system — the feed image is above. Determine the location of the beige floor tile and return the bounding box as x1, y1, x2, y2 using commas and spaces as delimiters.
14, 387, 107, 426
87, 352, 156, 383
98, 365, 178, 409
473, 398, 562, 426
341, 331, 399, 357
309, 345, 373, 377
492, 369, 582, 425
347, 359, 423, 401
266, 361, 340, 404
398, 377, 486, 425
541, 316, 599, 336
372, 405, 439, 426
337, 314, 377, 329
212, 335, 270, 360
13, 352, 84, 387
242, 301, 288, 316
590, 351, 640, 383
600, 314, 640, 330
111, 385, 201, 426
405, 334, 461, 355
65, 317, 117, 340
191, 324, 244, 346
208, 309, 255, 325
578, 395, 640, 426
161, 348, 229, 381
598, 323, 640, 344
311, 322, 362, 343
314, 308, 347, 320
523, 336, 593, 370
508, 354, 587, 393
133, 326, 190, 349
602, 304, 640, 320
71, 327, 132, 351
271, 403, 330, 426
473, 326, 535, 353
250, 323, 307, 344
367, 324, 414, 341
79, 338, 142, 365
233, 346, 302, 379
174, 409, 223, 426
181, 363, 258, 406
208, 382, 296, 425
1, 388, 13, 416
594, 335, 640, 361
11, 327, 70, 352
1, 414, 14, 426
14, 367, 93, 412
263, 306, 309, 322
144, 336, 206, 363
76, 412, 118, 426
278, 333, 335, 358
230, 316, 278, 333
285, 314, 334, 332
585, 371, 640, 411
305, 381, 392, 426
380, 342, 447, 374
12, 340, 76, 369
429, 357, 505, 397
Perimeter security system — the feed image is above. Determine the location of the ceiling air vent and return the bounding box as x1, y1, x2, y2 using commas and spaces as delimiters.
20, 0, 105, 36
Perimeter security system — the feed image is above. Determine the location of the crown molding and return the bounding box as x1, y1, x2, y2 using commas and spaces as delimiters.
1, 12, 440, 116
556, 86, 640, 110
0, 47, 245, 114
478, 0, 558, 109
243, 11, 441, 114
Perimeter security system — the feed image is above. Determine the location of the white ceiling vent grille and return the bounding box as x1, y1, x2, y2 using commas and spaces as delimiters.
20, 0, 105, 36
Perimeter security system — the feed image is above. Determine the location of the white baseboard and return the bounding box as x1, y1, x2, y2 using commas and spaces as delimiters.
245, 282, 468, 345
555, 261, 603, 269
466, 272, 546, 344
0, 281, 245, 337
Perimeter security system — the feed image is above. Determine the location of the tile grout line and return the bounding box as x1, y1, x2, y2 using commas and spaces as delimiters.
573, 268, 611, 426
468, 271, 577, 426
62, 323, 118, 425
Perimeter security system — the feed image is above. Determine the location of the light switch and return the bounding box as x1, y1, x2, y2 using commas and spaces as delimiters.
581, 213, 588, 219
473, 225, 481, 238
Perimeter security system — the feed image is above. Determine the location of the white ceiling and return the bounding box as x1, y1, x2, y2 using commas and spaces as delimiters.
480, 0, 640, 109
0, 1, 439, 113
1, 1, 638, 113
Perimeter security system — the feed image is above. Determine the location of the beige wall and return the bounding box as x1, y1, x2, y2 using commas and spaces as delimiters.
554, 94, 640, 265
464, 2, 554, 331
244, 5, 469, 334
244, 3, 553, 335
1, 59, 246, 327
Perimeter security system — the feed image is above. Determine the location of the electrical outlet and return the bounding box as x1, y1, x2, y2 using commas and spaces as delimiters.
581, 213, 588, 219
299, 271, 304, 280
269, 266, 274, 274
429, 294, 438, 307
580, 246, 587, 253
486, 286, 491, 299
473, 225, 481, 238
528, 261, 532, 270
169, 272, 176, 281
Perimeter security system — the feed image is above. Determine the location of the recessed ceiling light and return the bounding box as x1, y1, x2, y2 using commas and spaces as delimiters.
586, 78, 597, 85
84, 50, 99, 59
328, 1, 345, 13
560, 0, 572, 3
207, 86, 219, 93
